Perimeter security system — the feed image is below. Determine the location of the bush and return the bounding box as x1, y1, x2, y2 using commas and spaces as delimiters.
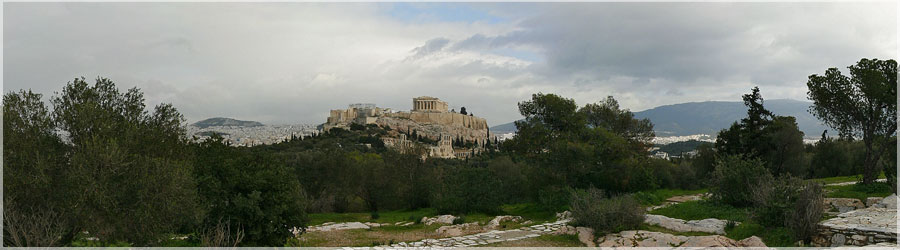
452, 216, 466, 225
537, 186, 572, 212
788, 182, 825, 243
750, 176, 801, 227
748, 175, 824, 243
569, 188, 644, 234
711, 155, 773, 207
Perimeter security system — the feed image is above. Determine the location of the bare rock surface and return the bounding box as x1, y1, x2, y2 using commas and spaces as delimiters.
825, 198, 866, 213
435, 222, 480, 237
666, 193, 706, 203
872, 193, 896, 209
644, 214, 735, 235
867, 197, 885, 207
814, 203, 897, 247
421, 215, 457, 225
387, 218, 572, 247
487, 215, 523, 229
307, 222, 370, 232
595, 230, 767, 247
576, 227, 596, 247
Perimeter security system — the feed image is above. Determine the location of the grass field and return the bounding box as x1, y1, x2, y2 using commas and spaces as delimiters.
808, 172, 887, 185
646, 199, 798, 247
824, 182, 894, 201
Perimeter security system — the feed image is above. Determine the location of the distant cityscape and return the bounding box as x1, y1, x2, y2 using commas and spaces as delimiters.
186, 124, 319, 147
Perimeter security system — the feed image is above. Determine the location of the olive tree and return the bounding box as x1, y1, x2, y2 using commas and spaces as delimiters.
806, 58, 897, 184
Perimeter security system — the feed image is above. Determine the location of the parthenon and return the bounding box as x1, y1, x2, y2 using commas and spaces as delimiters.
413, 96, 448, 113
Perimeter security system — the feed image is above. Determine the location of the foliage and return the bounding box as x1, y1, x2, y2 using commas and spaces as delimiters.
788, 181, 825, 243
4, 78, 201, 246
432, 166, 503, 215
655, 140, 713, 156
715, 87, 806, 177
194, 136, 308, 246
633, 189, 709, 206
569, 188, 644, 234
725, 222, 797, 247
710, 155, 773, 207
825, 182, 894, 201
808, 138, 865, 178
806, 58, 897, 184
579, 96, 655, 150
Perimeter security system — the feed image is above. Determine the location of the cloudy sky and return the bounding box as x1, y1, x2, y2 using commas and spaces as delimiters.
4, 2, 896, 125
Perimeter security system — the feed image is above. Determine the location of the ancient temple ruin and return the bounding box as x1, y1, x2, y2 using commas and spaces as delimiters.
323, 96, 493, 159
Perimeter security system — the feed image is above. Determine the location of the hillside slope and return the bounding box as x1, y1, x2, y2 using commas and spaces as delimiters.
191, 117, 264, 128
490, 99, 831, 137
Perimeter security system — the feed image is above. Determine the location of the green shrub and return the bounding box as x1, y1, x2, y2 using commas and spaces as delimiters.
750, 176, 800, 227
569, 188, 644, 234
788, 181, 824, 243
452, 216, 466, 225
710, 155, 773, 207
370, 211, 380, 220
749, 174, 824, 243
537, 186, 572, 212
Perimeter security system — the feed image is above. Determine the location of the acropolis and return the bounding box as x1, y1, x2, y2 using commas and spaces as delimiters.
323, 96, 493, 159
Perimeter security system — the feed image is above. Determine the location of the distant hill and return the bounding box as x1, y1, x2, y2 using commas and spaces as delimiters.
490, 120, 519, 134
191, 117, 264, 128
490, 99, 831, 138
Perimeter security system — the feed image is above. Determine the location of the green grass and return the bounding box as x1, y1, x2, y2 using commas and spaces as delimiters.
649, 200, 749, 222
725, 222, 797, 247
825, 182, 894, 201
809, 172, 887, 185
634, 188, 708, 206
500, 203, 557, 223
308, 203, 558, 227
308, 208, 437, 225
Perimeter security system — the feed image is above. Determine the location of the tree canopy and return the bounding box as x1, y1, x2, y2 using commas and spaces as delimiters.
806, 58, 897, 183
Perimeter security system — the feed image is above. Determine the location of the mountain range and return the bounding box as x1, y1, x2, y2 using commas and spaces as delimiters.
191, 117, 264, 128
490, 99, 832, 138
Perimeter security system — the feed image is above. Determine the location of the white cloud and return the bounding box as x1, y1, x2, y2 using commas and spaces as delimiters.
4, 2, 896, 126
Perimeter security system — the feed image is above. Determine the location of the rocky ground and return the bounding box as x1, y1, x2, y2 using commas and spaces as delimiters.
299, 192, 898, 248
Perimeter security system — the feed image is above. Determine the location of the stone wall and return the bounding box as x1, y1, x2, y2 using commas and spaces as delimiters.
812, 207, 897, 247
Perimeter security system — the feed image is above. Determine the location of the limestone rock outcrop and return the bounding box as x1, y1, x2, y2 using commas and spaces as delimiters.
487, 215, 524, 229
435, 222, 481, 237
595, 230, 767, 247
813, 204, 897, 247
421, 215, 457, 225
643, 214, 735, 235
824, 198, 866, 214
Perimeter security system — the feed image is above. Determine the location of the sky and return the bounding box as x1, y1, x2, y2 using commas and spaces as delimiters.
4, 2, 897, 126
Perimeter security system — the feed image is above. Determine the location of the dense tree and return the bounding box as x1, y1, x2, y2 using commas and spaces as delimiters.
715, 87, 806, 177
3, 90, 71, 246
578, 96, 655, 150
806, 58, 898, 184
761, 116, 806, 176
194, 136, 308, 246
4, 78, 201, 246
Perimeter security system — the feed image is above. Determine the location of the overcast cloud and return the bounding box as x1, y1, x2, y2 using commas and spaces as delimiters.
3, 2, 896, 125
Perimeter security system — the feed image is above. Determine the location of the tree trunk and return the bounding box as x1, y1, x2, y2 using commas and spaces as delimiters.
862, 138, 877, 184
